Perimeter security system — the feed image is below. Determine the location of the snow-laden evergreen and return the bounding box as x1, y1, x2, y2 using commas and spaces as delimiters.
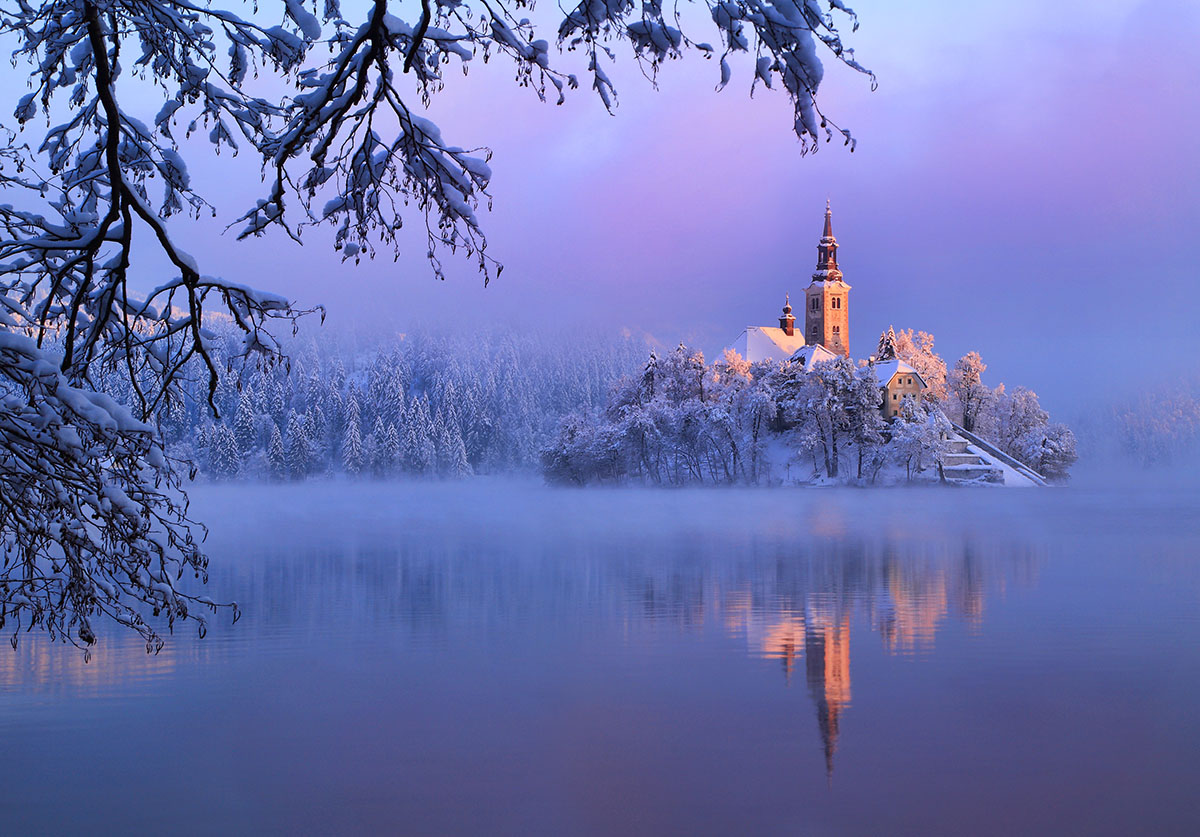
124, 326, 646, 481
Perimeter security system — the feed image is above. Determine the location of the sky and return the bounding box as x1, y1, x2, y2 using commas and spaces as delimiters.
20, 0, 1200, 418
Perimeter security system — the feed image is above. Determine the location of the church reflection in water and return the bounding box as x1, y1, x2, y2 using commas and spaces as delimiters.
0, 524, 1039, 779
712, 540, 1036, 777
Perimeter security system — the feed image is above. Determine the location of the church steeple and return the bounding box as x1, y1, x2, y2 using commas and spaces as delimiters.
779, 293, 795, 336
814, 199, 841, 281
805, 201, 851, 357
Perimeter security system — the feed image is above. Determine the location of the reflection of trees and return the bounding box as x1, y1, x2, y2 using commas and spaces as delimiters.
1, 524, 1039, 776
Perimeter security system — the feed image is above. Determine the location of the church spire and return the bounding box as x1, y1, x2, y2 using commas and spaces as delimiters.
805, 201, 851, 357
814, 201, 840, 280
779, 293, 795, 336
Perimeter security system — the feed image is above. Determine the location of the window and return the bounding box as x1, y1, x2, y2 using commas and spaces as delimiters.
810, 297, 819, 311
811, 325, 818, 337
831, 297, 842, 310
907, 377, 912, 385
892, 393, 897, 400
832, 325, 840, 335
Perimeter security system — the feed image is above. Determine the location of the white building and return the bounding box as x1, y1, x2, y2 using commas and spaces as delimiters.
727, 297, 806, 363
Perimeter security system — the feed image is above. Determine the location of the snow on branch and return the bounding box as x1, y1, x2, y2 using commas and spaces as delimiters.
0, 0, 872, 647
0, 330, 233, 654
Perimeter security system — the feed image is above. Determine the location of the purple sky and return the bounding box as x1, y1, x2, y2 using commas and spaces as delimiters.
117, 0, 1200, 417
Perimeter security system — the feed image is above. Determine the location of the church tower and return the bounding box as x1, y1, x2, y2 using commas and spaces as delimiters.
804, 201, 851, 357
778, 294, 796, 336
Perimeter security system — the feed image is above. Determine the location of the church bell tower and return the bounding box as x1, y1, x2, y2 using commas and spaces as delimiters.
804, 201, 851, 357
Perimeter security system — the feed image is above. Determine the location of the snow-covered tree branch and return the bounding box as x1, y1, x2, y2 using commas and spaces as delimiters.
0, 0, 871, 647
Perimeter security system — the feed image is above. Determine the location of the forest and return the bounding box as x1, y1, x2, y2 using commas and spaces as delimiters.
134, 322, 1082, 486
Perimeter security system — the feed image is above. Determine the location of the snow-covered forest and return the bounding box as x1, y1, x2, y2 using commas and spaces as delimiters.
544, 328, 1078, 486
1106, 380, 1200, 468
109, 325, 647, 481
121, 322, 1081, 487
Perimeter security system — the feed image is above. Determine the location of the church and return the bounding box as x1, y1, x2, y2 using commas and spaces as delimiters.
727, 202, 926, 416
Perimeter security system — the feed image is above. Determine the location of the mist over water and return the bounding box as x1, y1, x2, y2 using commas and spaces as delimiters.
1, 481, 1197, 834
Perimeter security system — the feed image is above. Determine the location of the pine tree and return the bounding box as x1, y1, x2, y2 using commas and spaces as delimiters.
382, 424, 402, 476
194, 422, 212, 471
268, 423, 288, 481
368, 417, 388, 476
285, 411, 312, 480
305, 406, 328, 471
876, 326, 898, 361
342, 410, 364, 476
233, 392, 258, 455
641, 350, 658, 401
443, 420, 472, 478
209, 424, 241, 480
406, 398, 436, 474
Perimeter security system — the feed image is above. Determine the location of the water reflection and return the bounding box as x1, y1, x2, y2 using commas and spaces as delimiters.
687, 539, 1036, 776
0, 519, 1039, 784
10, 482, 1200, 835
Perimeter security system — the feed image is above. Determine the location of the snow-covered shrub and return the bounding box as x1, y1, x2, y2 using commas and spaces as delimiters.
886, 404, 951, 483
1015, 423, 1078, 482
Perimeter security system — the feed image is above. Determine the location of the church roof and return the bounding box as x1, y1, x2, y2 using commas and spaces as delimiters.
789, 343, 839, 368
871, 359, 927, 389
727, 326, 807, 364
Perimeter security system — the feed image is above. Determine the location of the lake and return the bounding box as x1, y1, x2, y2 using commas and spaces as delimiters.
2, 480, 1198, 835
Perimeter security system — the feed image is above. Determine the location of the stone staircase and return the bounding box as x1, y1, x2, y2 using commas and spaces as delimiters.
935, 422, 1049, 487
940, 438, 1005, 484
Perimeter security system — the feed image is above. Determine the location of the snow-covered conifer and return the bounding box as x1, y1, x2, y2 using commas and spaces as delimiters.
306, 407, 328, 471
382, 424, 402, 476
876, 326, 898, 361
366, 418, 387, 476
285, 412, 312, 480
233, 393, 258, 455
342, 411, 364, 477
209, 424, 242, 480
403, 399, 437, 475
268, 424, 288, 482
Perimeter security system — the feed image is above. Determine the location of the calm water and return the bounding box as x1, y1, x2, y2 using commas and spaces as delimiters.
2, 481, 1199, 835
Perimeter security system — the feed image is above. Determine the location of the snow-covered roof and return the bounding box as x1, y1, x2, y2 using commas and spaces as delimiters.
807, 277, 852, 289
727, 326, 806, 364
870, 359, 927, 388
789, 343, 839, 368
